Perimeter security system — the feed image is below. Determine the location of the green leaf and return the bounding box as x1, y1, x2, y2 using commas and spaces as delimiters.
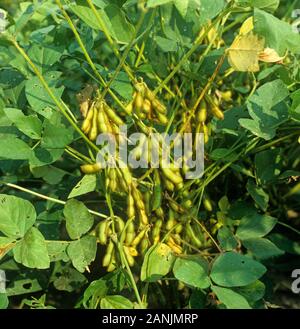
28, 44, 61, 73
53, 264, 87, 292
110, 71, 133, 101
5, 277, 44, 297
236, 0, 279, 12
217, 226, 238, 251
147, 0, 174, 7
83, 279, 108, 309
0, 194, 36, 238
246, 180, 269, 211
13, 227, 50, 269
173, 255, 210, 289
211, 252, 266, 287
67, 235, 97, 273
25, 71, 64, 117
4, 108, 42, 139
0, 135, 33, 160
41, 119, 73, 149
47, 241, 69, 262
68, 175, 97, 199
255, 149, 281, 184
189, 290, 207, 309
31, 165, 66, 185
254, 8, 300, 55
0, 294, 9, 309
233, 280, 265, 304
290, 89, 300, 122
269, 233, 300, 255
242, 238, 284, 260
64, 199, 94, 240
239, 80, 289, 140
141, 243, 175, 282
211, 285, 251, 309
236, 213, 277, 240
100, 295, 133, 309
70, 3, 135, 44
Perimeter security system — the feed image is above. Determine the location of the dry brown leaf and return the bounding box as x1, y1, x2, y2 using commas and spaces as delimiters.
76, 84, 94, 118
259, 47, 285, 63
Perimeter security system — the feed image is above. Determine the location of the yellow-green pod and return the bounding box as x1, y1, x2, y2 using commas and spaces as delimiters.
164, 179, 175, 192
197, 100, 207, 123
161, 168, 183, 185
175, 223, 183, 234
211, 106, 224, 120
145, 88, 155, 102
80, 163, 102, 174
134, 92, 144, 112
186, 222, 202, 248
115, 217, 125, 233
156, 112, 168, 125
124, 246, 135, 267
103, 104, 124, 126
97, 106, 108, 133
127, 194, 135, 219
166, 216, 177, 231
120, 167, 132, 185
88, 106, 99, 141
140, 237, 150, 254
102, 240, 114, 267
81, 117, 92, 134
142, 98, 152, 113
155, 207, 164, 218
139, 209, 149, 226
97, 220, 109, 245
203, 195, 213, 212
152, 98, 166, 114
131, 226, 149, 247
152, 219, 163, 243
107, 252, 116, 272
183, 199, 193, 208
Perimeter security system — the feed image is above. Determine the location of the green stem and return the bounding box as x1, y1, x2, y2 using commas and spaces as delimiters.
278, 221, 300, 236
1, 182, 107, 219
55, 0, 128, 112
85, 0, 135, 81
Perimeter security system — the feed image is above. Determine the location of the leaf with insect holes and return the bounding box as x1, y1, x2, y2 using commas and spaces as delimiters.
67, 235, 97, 273
211, 252, 266, 287
0, 194, 36, 238
63, 199, 94, 240
68, 175, 97, 199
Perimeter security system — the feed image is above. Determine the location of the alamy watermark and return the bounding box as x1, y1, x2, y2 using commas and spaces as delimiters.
291, 269, 300, 294
292, 9, 300, 34
95, 126, 205, 179
0, 270, 6, 293
0, 9, 7, 33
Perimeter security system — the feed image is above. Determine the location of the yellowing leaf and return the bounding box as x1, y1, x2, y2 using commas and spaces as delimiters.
227, 33, 265, 72
259, 48, 285, 63
239, 17, 254, 35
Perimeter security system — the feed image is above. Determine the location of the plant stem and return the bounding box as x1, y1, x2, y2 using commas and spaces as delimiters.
55, 0, 128, 112
1, 182, 107, 219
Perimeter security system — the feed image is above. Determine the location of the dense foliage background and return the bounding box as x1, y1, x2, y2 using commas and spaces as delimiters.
0, 0, 299, 309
